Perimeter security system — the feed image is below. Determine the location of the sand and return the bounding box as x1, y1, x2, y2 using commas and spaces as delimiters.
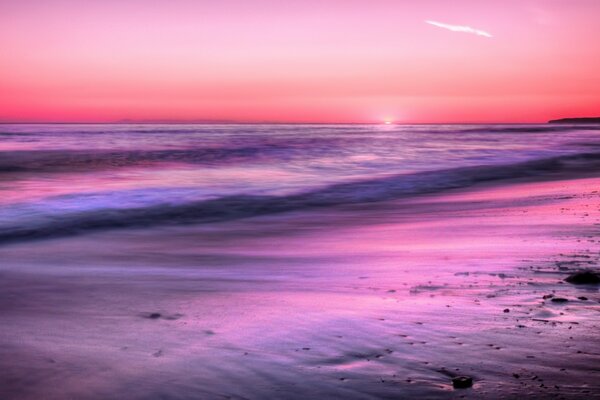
0, 176, 599, 399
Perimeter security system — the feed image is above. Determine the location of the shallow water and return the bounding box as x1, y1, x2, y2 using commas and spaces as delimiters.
1, 124, 599, 399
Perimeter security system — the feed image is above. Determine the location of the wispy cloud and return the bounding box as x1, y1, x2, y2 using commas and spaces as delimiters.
425, 20, 492, 38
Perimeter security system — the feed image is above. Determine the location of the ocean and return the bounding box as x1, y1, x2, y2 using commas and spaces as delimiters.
1, 123, 599, 242
1, 123, 599, 399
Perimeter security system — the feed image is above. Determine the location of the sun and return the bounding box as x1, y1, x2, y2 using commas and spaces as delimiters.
383, 119, 393, 125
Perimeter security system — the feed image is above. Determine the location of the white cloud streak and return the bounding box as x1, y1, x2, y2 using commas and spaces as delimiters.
425, 20, 492, 38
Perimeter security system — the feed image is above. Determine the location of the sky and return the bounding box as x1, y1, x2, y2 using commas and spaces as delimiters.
1, 0, 599, 123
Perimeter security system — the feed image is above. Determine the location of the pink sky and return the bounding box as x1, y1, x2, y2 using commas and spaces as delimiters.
1, 0, 599, 123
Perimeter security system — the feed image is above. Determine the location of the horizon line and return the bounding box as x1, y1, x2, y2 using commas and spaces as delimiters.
0, 120, 556, 125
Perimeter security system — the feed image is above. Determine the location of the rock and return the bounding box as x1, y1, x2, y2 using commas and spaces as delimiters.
147, 313, 162, 319
549, 117, 600, 124
565, 271, 600, 285
542, 294, 554, 299
578, 296, 588, 301
551, 298, 568, 303
452, 376, 473, 389
503, 309, 510, 313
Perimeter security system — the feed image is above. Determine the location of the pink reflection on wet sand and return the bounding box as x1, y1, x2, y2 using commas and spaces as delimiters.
0, 177, 598, 398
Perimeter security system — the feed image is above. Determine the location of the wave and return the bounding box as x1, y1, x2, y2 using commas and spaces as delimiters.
2, 124, 599, 174
1, 151, 599, 244
0, 146, 294, 172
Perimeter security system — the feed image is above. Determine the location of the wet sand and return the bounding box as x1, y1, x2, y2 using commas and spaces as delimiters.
1, 177, 599, 399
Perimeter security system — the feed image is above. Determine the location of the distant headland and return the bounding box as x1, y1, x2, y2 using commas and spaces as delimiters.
548, 117, 600, 124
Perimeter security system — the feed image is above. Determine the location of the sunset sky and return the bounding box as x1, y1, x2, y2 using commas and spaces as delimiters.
1, 0, 599, 123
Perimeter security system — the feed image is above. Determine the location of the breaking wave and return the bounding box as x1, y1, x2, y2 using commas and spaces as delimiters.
1, 151, 599, 244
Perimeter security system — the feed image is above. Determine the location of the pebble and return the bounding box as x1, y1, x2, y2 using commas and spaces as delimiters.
452, 376, 473, 389
551, 298, 568, 303
565, 271, 600, 285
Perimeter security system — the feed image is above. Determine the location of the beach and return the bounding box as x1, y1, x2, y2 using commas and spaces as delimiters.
0, 124, 599, 399
3, 0, 600, 397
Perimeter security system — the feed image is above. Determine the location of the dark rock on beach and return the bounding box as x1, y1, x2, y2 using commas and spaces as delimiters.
565, 271, 600, 285
551, 298, 569, 303
452, 376, 473, 389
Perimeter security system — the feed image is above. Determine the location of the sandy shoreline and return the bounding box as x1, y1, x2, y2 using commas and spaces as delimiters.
1, 176, 599, 399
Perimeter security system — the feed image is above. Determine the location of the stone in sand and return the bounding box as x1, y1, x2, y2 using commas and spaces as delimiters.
452, 376, 473, 389
551, 298, 568, 303
565, 271, 600, 285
